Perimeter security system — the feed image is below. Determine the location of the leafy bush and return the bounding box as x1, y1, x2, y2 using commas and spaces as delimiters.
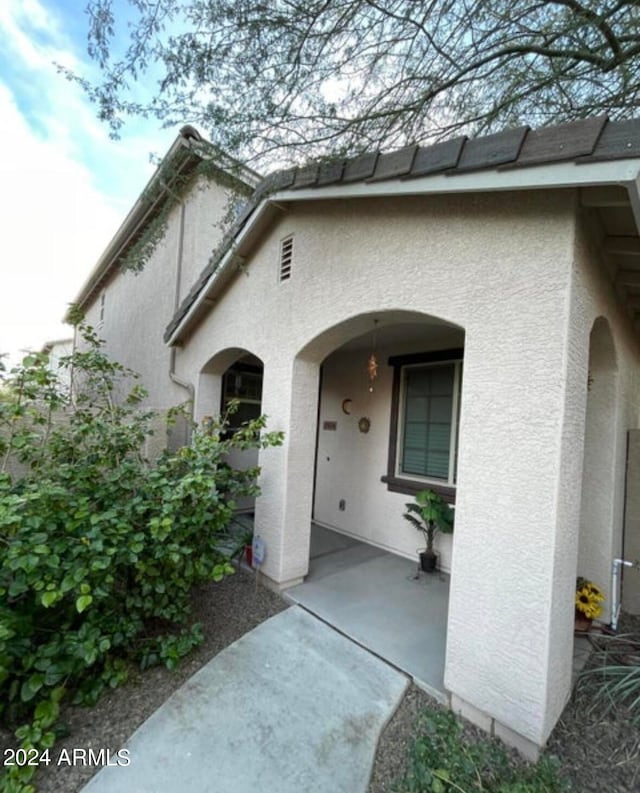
400, 709, 570, 793
0, 327, 282, 792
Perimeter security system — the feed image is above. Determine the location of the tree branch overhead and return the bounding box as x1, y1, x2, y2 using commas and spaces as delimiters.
74, 0, 640, 166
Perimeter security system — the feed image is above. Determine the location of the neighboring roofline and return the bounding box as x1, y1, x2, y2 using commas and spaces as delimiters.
69, 126, 261, 316
41, 338, 73, 353
165, 154, 640, 347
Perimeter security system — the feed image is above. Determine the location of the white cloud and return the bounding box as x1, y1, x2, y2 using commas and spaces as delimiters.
0, 1, 63, 70
0, 0, 171, 178
0, 84, 123, 362
0, 0, 177, 366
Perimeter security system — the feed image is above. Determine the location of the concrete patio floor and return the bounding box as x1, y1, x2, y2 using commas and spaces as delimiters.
283, 524, 592, 691
285, 525, 450, 702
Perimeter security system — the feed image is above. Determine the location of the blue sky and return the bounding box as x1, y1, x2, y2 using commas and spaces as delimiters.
0, 0, 177, 365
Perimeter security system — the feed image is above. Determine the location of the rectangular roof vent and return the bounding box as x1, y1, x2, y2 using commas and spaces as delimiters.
280, 235, 293, 282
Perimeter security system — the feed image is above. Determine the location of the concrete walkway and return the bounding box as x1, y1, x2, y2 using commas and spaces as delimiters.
81, 607, 408, 793
286, 525, 449, 700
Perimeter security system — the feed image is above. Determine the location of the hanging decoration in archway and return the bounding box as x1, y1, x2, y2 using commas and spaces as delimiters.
368, 319, 379, 393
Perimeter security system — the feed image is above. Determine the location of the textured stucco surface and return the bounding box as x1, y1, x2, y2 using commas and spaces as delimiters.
81, 176, 234, 411
177, 176, 232, 305
570, 212, 640, 608
177, 190, 586, 744
578, 318, 619, 599
314, 339, 462, 570
625, 430, 640, 614
79, 180, 640, 749
533, 206, 640, 742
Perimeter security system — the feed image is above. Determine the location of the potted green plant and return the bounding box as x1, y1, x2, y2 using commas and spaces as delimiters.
403, 489, 454, 572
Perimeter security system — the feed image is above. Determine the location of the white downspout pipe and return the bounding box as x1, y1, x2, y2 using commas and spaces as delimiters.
163, 184, 195, 438
611, 558, 638, 631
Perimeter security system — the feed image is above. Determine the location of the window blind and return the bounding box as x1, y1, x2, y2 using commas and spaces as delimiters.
401, 364, 454, 480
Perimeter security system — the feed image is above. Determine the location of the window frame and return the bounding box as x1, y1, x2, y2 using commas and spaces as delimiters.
382, 348, 463, 502
220, 363, 263, 432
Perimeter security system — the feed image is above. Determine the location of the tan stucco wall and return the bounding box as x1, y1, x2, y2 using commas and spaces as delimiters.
570, 211, 640, 610
179, 189, 589, 746
79, 179, 640, 749
81, 176, 235, 412
625, 430, 640, 614
178, 176, 234, 305
447, 201, 640, 745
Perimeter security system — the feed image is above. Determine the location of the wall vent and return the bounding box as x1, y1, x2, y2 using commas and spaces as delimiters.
99, 291, 106, 325
279, 236, 293, 282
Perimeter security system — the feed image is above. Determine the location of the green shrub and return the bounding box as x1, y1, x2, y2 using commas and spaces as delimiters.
400, 709, 570, 793
0, 327, 282, 792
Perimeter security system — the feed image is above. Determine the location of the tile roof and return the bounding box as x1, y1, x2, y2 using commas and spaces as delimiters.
164, 115, 640, 343
281, 115, 638, 189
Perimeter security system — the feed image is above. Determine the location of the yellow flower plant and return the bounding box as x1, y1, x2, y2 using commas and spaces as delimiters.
575, 577, 605, 620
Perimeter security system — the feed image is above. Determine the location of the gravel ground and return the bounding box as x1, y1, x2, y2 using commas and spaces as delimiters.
1, 567, 287, 793
2, 570, 639, 793
546, 611, 640, 793
370, 611, 640, 793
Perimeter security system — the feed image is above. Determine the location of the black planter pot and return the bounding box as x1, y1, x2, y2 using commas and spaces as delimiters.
419, 550, 437, 573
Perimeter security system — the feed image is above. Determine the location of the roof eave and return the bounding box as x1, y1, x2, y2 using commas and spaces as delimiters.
273, 157, 640, 202
70, 134, 202, 316
165, 157, 640, 347
628, 171, 640, 233
165, 200, 284, 346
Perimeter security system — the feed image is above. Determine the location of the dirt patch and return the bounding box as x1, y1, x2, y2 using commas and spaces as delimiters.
1, 568, 287, 793
546, 612, 640, 793
369, 612, 640, 793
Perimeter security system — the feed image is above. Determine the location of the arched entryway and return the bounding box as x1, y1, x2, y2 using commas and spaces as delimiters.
577, 316, 619, 607
274, 309, 465, 697
196, 348, 264, 512
248, 308, 465, 582
308, 312, 465, 565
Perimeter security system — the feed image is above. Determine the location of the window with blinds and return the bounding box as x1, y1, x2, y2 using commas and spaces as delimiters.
383, 348, 463, 498
397, 359, 461, 485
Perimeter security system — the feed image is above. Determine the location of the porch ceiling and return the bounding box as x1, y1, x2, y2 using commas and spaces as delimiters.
580, 186, 640, 332
335, 320, 464, 354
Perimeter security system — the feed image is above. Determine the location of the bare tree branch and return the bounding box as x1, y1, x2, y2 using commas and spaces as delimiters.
68, 0, 640, 166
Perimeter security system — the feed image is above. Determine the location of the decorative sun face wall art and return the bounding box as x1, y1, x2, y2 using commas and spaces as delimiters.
358, 416, 371, 434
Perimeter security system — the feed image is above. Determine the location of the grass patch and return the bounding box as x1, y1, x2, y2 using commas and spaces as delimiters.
399, 709, 570, 793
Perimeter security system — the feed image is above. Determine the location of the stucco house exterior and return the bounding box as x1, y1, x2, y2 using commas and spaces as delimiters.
72, 116, 640, 757
41, 338, 73, 390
